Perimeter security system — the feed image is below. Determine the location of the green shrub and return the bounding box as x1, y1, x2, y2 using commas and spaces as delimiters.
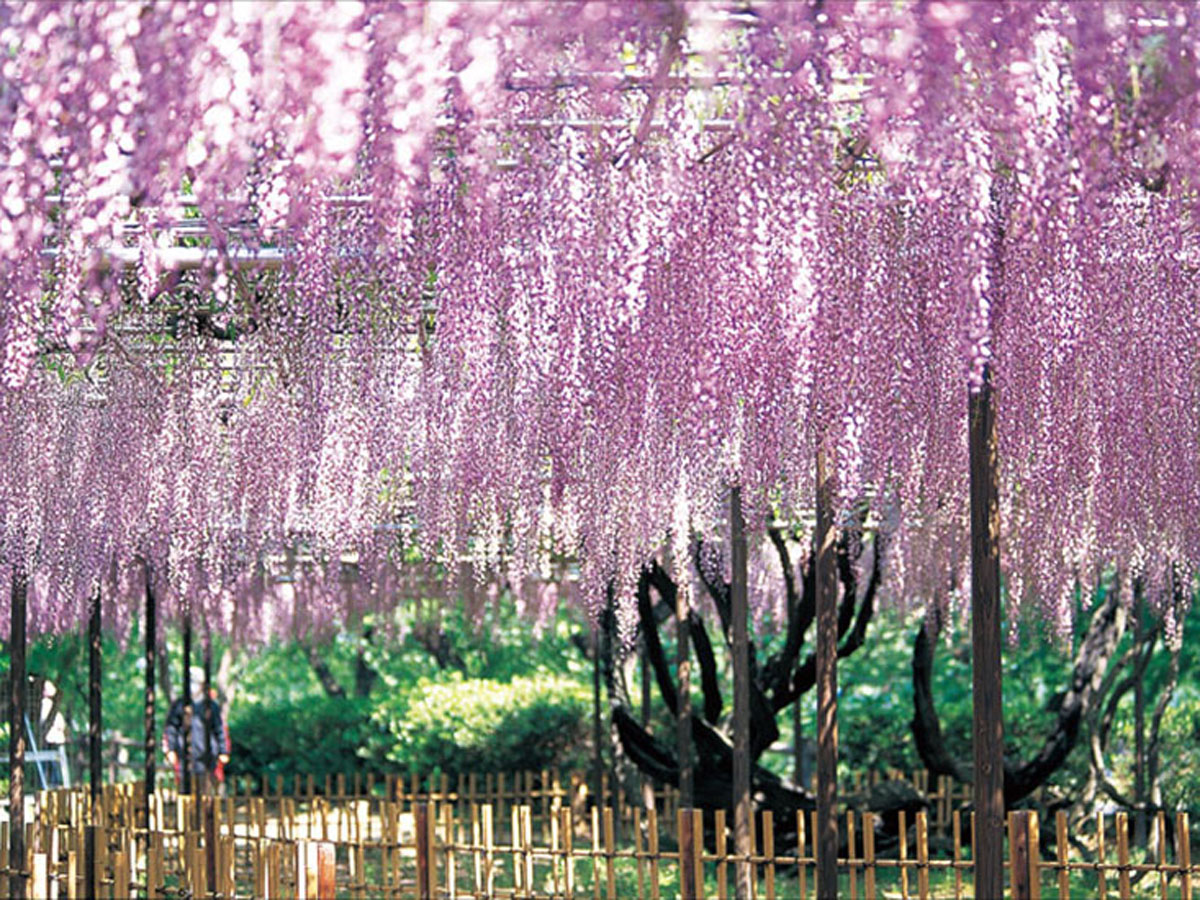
375, 673, 589, 777
228, 695, 389, 787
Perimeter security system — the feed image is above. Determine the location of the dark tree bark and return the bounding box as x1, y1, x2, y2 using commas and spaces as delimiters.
605, 526, 882, 845
301, 626, 381, 699
353, 626, 379, 698
910, 579, 1128, 807
302, 642, 348, 699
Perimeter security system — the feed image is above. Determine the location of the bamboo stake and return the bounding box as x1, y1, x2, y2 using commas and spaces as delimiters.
648, 805, 660, 900
268, 839, 281, 899
31, 853, 47, 900
1178, 812, 1192, 900
1118, 812, 1131, 900
1098, 811, 1108, 900
846, 810, 857, 900
252, 838, 266, 898
899, 809, 909, 900
295, 840, 309, 899
864, 812, 877, 900
444, 802, 458, 900
603, 806, 616, 900
553, 802, 564, 899
113, 848, 130, 899
1158, 810, 1168, 900
1055, 810, 1070, 900
952, 810, 963, 900
471, 805, 483, 898
531, 802, 543, 895
917, 811, 930, 900
764, 810, 776, 900
483, 803, 496, 900
590, 805, 602, 900
563, 806, 575, 900
514, 804, 525, 896
716, 809, 728, 900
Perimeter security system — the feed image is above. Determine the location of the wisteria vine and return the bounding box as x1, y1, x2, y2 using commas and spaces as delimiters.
1, 1, 1199, 641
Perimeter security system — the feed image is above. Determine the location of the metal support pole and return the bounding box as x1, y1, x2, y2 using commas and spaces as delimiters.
202, 629, 214, 790
815, 447, 839, 900
9, 565, 27, 900
731, 486, 753, 900
181, 608, 192, 797
143, 563, 156, 832
592, 624, 603, 810
88, 587, 102, 803
85, 586, 102, 894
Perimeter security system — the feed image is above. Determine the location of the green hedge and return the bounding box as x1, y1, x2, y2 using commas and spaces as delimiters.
375, 673, 590, 778
228, 695, 388, 787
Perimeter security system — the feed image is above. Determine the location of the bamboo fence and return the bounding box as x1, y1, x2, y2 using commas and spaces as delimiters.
0, 771, 1193, 898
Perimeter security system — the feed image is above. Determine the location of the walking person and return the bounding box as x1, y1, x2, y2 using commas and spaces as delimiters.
164, 666, 230, 794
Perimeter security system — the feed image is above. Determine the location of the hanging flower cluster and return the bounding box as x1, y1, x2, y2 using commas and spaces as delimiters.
2, 1, 1199, 639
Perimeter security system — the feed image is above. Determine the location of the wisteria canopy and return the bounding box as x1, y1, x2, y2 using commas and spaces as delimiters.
0, 0, 1197, 642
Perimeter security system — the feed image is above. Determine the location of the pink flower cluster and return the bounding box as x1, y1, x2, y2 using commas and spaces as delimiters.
1, 2, 1199, 638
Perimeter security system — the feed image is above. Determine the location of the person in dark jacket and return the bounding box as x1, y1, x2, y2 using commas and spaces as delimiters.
164, 666, 230, 791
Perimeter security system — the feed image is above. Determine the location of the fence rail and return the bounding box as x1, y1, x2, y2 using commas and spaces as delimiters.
0, 774, 1194, 898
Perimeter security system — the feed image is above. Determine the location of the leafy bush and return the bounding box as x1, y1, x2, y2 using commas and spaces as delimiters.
375, 673, 589, 777
228, 695, 390, 786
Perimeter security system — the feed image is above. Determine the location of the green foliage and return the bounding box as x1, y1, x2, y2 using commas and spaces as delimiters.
374, 673, 590, 778
227, 695, 388, 785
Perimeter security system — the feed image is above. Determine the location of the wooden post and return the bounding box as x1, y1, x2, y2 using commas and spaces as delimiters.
143, 562, 156, 834
730, 486, 752, 900
204, 795, 217, 892
203, 629, 214, 784
8, 565, 27, 900
317, 841, 336, 900
969, 369, 1004, 900
89, 587, 102, 803
415, 801, 433, 899
84, 824, 101, 900
1134, 596, 1147, 848
148, 831, 164, 898
676, 578, 694, 808
679, 808, 699, 900
1010, 809, 1040, 900
815, 447, 838, 900
592, 624, 604, 814
85, 587, 102, 893
181, 607, 193, 796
